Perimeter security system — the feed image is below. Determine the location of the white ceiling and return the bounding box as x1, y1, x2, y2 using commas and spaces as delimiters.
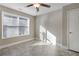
0, 3, 70, 16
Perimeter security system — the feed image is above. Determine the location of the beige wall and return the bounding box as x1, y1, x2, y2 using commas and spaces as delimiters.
0, 5, 35, 46
36, 9, 63, 45
36, 3, 79, 48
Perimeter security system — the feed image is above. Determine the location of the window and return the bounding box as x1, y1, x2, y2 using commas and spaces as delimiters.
19, 17, 30, 35
2, 12, 30, 39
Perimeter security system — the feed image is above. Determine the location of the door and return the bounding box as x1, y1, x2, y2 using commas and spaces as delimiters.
67, 8, 79, 52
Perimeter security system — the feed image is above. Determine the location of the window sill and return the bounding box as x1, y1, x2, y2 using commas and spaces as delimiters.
2, 34, 30, 39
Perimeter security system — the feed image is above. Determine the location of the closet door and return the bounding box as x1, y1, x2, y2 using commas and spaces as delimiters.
67, 8, 79, 52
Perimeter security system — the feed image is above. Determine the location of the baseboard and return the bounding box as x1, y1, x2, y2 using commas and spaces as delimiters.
56, 43, 68, 49
34, 37, 41, 41
0, 38, 34, 49
35, 37, 39, 40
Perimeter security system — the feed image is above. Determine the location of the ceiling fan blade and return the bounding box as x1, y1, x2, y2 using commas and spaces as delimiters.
26, 4, 33, 7
36, 7, 39, 12
40, 3, 50, 8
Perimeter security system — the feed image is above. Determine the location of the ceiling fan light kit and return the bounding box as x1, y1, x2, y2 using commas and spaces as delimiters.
33, 3, 40, 8
26, 3, 51, 12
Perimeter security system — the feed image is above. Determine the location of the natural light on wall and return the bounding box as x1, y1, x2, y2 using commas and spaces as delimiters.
40, 25, 46, 41
47, 31, 56, 45
40, 25, 56, 45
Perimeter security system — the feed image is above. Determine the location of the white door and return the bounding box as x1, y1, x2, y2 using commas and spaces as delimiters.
67, 8, 79, 52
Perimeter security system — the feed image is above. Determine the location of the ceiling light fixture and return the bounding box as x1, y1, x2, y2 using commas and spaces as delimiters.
33, 3, 40, 8
26, 3, 50, 12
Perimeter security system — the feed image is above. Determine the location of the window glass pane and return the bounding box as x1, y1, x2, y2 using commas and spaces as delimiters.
19, 26, 26, 35
25, 27, 29, 35
19, 20, 27, 26
19, 27, 29, 35
3, 14, 18, 38
19, 17, 30, 35
3, 15, 18, 26
5, 27, 18, 37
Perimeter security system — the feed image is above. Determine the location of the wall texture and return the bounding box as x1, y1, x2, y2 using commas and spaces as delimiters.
0, 5, 35, 46
36, 9, 63, 45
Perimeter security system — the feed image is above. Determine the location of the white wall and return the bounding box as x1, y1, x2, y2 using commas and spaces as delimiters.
36, 9, 63, 45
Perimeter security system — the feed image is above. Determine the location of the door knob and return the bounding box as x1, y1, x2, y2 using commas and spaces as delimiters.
69, 32, 72, 34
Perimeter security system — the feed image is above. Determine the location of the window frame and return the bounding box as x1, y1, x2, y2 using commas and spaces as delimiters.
19, 16, 30, 36
2, 11, 30, 39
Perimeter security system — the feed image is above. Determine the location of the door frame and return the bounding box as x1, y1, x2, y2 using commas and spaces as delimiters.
63, 4, 79, 50
66, 8, 79, 50
67, 10, 70, 49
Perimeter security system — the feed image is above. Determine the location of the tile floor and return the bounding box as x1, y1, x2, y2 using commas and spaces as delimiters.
0, 40, 79, 56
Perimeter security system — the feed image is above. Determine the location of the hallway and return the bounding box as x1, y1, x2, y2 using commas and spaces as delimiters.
0, 40, 79, 56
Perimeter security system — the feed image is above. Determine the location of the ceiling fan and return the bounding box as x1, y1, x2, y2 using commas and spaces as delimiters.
26, 3, 51, 12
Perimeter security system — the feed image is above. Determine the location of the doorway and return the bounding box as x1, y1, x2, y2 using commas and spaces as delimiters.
67, 8, 79, 52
